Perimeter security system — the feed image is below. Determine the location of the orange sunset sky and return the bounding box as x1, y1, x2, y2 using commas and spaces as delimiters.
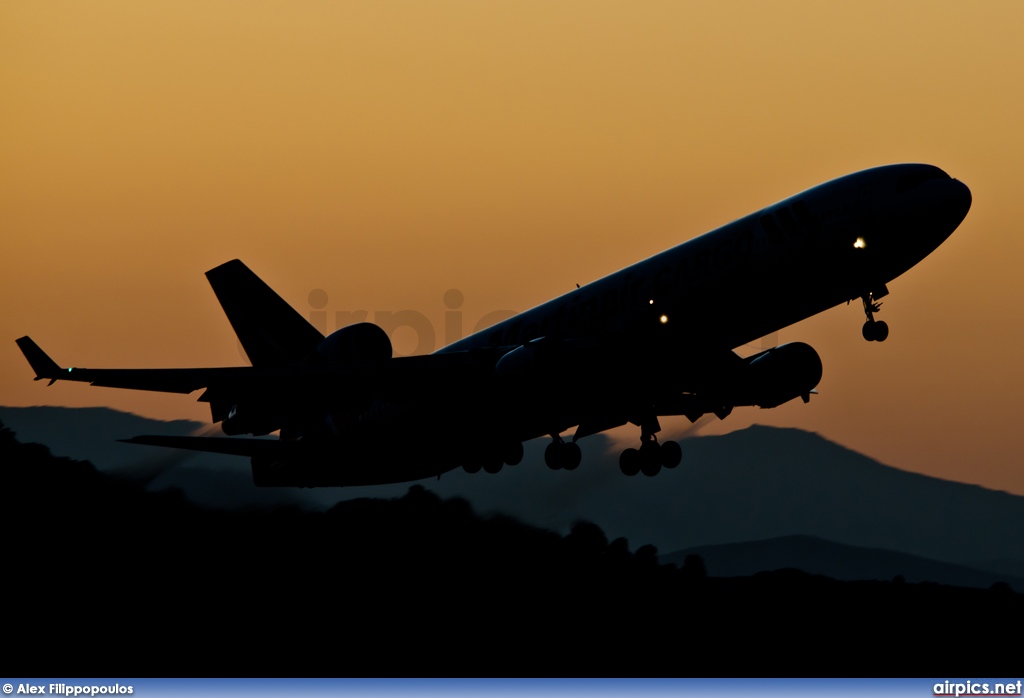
3, 2, 1023, 493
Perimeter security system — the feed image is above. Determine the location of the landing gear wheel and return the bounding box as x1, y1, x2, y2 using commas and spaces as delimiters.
545, 442, 563, 470
660, 440, 682, 468
640, 458, 662, 477
639, 441, 662, 477
502, 441, 524, 466
860, 291, 889, 342
562, 442, 582, 471
862, 320, 890, 342
463, 460, 482, 474
483, 457, 503, 474
619, 448, 640, 476
873, 320, 889, 342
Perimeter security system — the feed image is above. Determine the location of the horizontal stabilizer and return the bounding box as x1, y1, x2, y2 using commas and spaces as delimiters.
118, 434, 293, 459
15, 336, 62, 382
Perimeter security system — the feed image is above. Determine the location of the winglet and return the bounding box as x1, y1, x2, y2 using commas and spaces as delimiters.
15, 336, 63, 384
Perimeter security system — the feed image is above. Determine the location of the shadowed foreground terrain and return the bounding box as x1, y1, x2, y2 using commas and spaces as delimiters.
663, 535, 1024, 590
2, 421, 1020, 676
6, 406, 1024, 573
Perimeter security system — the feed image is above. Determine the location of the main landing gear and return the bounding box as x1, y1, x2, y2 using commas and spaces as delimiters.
861, 291, 889, 342
618, 417, 681, 477
545, 436, 582, 471
462, 440, 524, 475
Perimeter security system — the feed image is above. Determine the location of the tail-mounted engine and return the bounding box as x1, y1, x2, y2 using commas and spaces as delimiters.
316, 322, 392, 364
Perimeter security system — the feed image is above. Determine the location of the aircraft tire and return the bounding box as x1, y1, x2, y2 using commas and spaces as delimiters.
503, 441, 524, 466
562, 442, 582, 470
463, 460, 482, 474
862, 321, 876, 341
483, 457, 503, 474
619, 448, 640, 476
639, 441, 662, 476
640, 458, 662, 477
545, 442, 564, 470
660, 440, 682, 468
874, 320, 889, 342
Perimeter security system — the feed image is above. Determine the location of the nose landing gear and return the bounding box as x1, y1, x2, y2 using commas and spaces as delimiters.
861, 290, 889, 342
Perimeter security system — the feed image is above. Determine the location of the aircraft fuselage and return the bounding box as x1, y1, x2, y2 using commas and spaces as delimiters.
444, 163, 970, 356
286, 164, 971, 485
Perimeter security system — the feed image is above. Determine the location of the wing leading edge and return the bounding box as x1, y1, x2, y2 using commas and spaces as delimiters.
15, 335, 498, 398
16, 336, 282, 393
118, 434, 292, 458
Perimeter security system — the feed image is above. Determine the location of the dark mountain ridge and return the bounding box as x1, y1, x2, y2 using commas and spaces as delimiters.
2, 419, 1021, 677
3, 405, 1022, 569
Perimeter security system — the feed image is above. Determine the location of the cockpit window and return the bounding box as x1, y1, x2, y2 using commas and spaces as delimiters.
895, 167, 949, 193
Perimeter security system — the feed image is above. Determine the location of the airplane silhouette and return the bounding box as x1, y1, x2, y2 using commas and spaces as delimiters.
16, 163, 971, 485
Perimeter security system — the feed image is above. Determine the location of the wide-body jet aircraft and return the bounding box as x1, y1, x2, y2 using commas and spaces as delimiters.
17, 163, 971, 486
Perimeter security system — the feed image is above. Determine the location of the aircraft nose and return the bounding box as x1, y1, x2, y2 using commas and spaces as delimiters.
950, 178, 972, 223
932, 177, 972, 236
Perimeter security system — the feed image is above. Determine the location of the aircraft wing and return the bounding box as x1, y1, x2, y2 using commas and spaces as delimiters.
117, 434, 292, 458
17, 336, 315, 393
15, 335, 496, 398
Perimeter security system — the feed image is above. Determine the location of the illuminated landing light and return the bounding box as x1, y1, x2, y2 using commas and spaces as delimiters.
854, 237, 866, 249
649, 299, 654, 305
659, 315, 669, 324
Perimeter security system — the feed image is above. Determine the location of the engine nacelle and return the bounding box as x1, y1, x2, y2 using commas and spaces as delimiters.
494, 339, 544, 378
494, 337, 578, 380
739, 342, 823, 408
316, 322, 392, 364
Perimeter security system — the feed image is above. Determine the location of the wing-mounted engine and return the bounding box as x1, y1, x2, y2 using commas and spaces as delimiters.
493, 336, 614, 381
654, 342, 822, 420
737, 341, 823, 408
494, 337, 559, 378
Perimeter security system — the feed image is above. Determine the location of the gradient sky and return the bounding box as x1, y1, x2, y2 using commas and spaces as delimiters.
3, 1, 1023, 493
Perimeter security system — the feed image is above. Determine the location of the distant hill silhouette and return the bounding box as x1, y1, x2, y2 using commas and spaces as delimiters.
664, 535, 1024, 591
0, 406, 311, 508
970, 557, 1024, 579
2, 418, 1022, 677
0, 405, 205, 468
419, 423, 1024, 570
3, 406, 1023, 571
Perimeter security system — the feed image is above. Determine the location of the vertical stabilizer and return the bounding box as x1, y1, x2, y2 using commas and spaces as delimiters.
205, 260, 325, 366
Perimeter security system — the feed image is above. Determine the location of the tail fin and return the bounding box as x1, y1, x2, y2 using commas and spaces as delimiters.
15, 336, 63, 383
206, 260, 325, 366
